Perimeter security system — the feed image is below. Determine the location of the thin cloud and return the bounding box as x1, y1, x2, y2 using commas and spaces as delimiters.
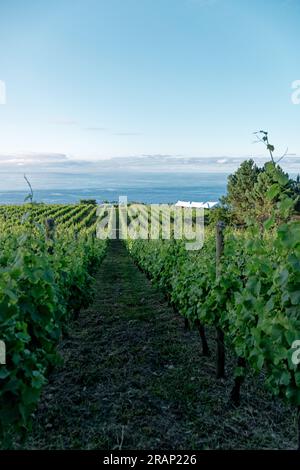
1, 153, 299, 176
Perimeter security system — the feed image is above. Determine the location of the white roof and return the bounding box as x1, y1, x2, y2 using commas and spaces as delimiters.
190, 202, 205, 208
205, 201, 218, 208
175, 200, 191, 207
175, 200, 218, 209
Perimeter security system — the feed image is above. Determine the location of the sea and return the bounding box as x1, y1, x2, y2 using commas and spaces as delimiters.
0, 171, 228, 205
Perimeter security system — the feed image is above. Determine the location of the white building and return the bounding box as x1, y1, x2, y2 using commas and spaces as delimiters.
175, 200, 218, 209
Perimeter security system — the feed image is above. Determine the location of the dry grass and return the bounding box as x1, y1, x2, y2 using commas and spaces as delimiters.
21, 241, 296, 450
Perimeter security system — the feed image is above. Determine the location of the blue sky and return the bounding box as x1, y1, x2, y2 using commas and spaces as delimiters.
0, 0, 299, 164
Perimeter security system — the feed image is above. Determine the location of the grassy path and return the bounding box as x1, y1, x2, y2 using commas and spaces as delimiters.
25, 241, 295, 449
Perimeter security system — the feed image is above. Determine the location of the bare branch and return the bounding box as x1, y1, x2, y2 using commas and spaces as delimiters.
24, 174, 34, 203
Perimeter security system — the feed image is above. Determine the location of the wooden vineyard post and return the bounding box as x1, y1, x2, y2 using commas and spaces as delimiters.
216, 221, 225, 379
230, 356, 246, 405
184, 317, 190, 331
195, 318, 210, 356
45, 218, 55, 255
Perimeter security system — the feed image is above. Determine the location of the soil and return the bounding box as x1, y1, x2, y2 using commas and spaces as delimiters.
23, 241, 296, 450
